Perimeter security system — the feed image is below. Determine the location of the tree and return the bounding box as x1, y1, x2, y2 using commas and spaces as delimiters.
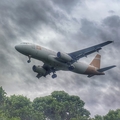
0, 110, 20, 120
5, 95, 45, 120
94, 115, 103, 120
0, 86, 7, 119
33, 91, 90, 120
1, 86, 120, 120
0, 86, 6, 107
103, 109, 120, 120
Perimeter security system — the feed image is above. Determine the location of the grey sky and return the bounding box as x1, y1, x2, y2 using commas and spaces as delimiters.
0, 0, 120, 117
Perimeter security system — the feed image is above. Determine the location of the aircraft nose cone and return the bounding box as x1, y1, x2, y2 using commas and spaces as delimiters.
15, 45, 22, 52
15, 45, 19, 51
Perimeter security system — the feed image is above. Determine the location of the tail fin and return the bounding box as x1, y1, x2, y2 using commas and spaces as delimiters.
90, 54, 101, 69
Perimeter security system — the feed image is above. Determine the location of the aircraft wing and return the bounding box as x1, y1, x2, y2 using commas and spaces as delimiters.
68, 41, 113, 61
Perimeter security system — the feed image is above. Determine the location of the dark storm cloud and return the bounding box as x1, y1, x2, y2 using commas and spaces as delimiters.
79, 16, 120, 48
102, 86, 120, 109
80, 18, 111, 43
102, 15, 120, 47
103, 15, 120, 28
0, 0, 61, 38
52, 0, 80, 13
80, 19, 102, 39
108, 10, 115, 14
13, 0, 53, 31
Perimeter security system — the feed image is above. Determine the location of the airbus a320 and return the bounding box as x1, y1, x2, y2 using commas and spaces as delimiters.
15, 41, 116, 79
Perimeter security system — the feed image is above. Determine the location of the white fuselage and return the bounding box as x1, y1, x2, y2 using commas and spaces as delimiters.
15, 43, 100, 76
15, 41, 116, 78
35, 44, 88, 74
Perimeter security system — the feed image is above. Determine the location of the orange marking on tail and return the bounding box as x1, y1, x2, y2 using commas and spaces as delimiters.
90, 54, 101, 69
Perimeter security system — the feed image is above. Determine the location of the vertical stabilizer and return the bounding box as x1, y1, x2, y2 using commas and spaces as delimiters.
90, 54, 101, 69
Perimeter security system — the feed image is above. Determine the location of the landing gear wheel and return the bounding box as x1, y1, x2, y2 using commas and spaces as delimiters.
52, 74, 57, 79
27, 60, 31, 63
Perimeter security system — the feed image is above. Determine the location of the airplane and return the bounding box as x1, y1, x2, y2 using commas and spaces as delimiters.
15, 41, 116, 79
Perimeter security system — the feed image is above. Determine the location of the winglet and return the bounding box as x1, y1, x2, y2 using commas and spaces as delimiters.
99, 41, 114, 47
107, 41, 113, 43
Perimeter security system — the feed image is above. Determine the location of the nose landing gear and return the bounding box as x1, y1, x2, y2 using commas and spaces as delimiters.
27, 55, 31, 63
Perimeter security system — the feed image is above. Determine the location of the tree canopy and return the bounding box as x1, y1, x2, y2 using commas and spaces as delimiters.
104, 109, 120, 120
0, 86, 6, 106
33, 91, 90, 120
0, 86, 120, 120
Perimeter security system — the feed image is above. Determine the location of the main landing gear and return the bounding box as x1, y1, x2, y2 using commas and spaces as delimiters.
51, 68, 57, 79
27, 55, 31, 63
52, 74, 57, 79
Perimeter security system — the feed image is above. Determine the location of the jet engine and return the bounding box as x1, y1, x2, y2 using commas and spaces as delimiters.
32, 65, 46, 75
57, 52, 73, 62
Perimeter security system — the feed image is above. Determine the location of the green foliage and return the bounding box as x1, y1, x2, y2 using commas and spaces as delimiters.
1, 86, 120, 120
5, 95, 32, 119
0, 87, 6, 107
5, 95, 45, 120
1, 88, 90, 120
94, 115, 103, 120
90, 109, 120, 120
0, 110, 20, 120
33, 91, 90, 120
103, 109, 120, 120
70, 115, 90, 120
0, 87, 7, 119
88, 118, 94, 120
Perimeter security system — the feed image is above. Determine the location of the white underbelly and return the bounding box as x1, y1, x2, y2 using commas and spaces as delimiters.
73, 62, 88, 74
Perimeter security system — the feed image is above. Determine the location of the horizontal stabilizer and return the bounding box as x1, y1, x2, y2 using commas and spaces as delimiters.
97, 65, 116, 72
88, 65, 116, 78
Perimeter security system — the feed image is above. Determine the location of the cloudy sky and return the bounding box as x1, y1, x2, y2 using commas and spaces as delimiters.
0, 0, 120, 117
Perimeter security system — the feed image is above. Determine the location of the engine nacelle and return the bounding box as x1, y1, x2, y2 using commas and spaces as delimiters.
57, 52, 73, 62
32, 65, 46, 75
